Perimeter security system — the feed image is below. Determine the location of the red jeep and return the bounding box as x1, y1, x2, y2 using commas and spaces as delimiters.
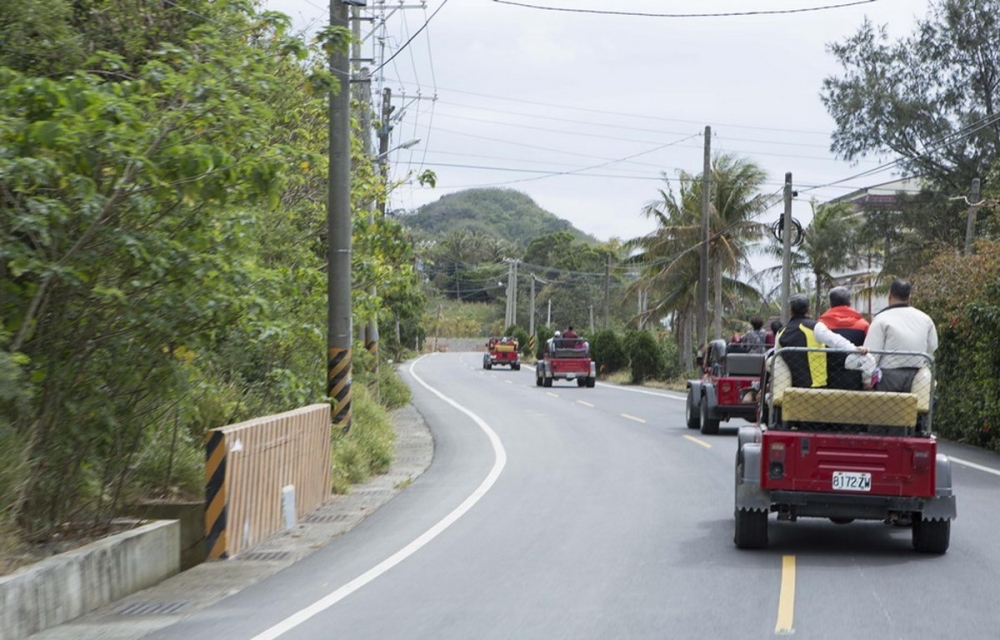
483, 337, 521, 371
536, 337, 596, 388
686, 339, 764, 435
734, 347, 956, 553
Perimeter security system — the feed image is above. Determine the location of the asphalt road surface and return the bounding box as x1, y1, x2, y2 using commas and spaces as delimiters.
152, 353, 1000, 639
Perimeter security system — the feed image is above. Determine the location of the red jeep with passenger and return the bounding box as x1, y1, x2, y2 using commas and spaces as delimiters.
483, 337, 521, 371
686, 339, 764, 435
536, 337, 596, 388
734, 347, 956, 553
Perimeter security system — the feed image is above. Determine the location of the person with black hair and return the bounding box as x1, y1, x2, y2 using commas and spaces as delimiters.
864, 279, 938, 392
562, 325, 579, 339
742, 317, 767, 353
778, 294, 862, 388
819, 286, 870, 389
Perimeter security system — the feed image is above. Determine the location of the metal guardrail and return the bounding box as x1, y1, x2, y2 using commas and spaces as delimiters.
205, 404, 332, 559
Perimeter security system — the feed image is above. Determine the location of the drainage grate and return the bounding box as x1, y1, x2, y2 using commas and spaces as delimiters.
303, 513, 350, 523
356, 488, 393, 496
238, 550, 292, 562
117, 602, 190, 616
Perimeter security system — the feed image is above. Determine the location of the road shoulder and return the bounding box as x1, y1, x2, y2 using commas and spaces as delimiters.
30, 404, 434, 640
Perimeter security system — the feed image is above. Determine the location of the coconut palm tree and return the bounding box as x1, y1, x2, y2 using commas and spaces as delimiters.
761, 200, 861, 313
628, 153, 771, 367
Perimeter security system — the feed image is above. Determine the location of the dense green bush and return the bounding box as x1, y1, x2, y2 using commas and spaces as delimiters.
917, 240, 1000, 451
590, 330, 628, 375
331, 383, 396, 494
657, 332, 683, 380
624, 330, 666, 384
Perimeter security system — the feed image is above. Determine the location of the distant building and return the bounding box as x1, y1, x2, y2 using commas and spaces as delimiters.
824, 177, 926, 316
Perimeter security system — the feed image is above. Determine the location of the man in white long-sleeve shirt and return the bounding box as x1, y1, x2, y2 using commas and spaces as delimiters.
864, 279, 938, 392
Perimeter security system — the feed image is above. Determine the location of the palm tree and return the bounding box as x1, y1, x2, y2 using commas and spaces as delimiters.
761, 200, 861, 313
627, 153, 771, 368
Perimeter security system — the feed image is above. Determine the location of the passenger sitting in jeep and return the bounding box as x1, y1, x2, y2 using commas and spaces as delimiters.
778, 294, 865, 388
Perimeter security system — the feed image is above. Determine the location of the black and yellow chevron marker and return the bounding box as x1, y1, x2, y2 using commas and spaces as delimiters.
205, 430, 228, 559
365, 339, 378, 357
529, 336, 536, 353
328, 347, 352, 430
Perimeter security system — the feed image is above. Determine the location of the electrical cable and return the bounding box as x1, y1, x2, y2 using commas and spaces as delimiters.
491, 0, 877, 18
372, 0, 451, 74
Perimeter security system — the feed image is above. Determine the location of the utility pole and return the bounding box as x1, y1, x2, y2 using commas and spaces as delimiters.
781, 172, 793, 324
603, 253, 611, 330
353, 5, 379, 375
589, 305, 595, 333
328, 0, 353, 431
512, 260, 519, 328
377, 88, 392, 217
697, 126, 711, 352
964, 177, 982, 254
528, 275, 536, 337
547, 299, 552, 328
504, 261, 513, 329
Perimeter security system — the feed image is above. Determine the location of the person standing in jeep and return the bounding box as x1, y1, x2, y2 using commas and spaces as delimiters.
864, 279, 938, 392
819, 286, 870, 389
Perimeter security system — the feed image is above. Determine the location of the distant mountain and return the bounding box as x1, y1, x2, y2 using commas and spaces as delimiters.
401, 188, 597, 246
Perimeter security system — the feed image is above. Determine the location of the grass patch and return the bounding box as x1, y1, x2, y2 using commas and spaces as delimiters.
602, 369, 687, 392
330, 382, 395, 494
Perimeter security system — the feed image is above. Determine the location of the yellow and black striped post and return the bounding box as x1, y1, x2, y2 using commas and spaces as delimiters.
328, 347, 352, 431
205, 430, 228, 559
528, 335, 536, 355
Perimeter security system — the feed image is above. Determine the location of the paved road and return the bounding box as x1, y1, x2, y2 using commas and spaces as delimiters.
152, 353, 1000, 639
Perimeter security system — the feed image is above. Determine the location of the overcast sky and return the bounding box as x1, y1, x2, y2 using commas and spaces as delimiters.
264, 0, 929, 243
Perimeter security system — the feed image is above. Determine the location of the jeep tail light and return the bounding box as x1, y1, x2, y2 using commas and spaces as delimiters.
913, 450, 931, 472
768, 442, 785, 480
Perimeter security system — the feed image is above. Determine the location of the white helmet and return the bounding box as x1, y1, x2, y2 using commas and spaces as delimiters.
554, 331, 562, 338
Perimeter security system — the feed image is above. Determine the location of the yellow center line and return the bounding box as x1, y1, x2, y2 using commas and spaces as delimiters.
546, 392, 559, 398
682, 435, 712, 449
576, 400, 595, 407
621, 414, 646, 424
775, 555, 796, 635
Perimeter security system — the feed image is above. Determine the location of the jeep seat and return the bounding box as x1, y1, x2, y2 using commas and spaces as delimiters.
726, 353, 765, 377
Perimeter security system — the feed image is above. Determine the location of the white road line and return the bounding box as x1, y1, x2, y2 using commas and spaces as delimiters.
250, 355, 507, 640
577, 400, 595, 407
521, 363, 686, 401
504, 380, 513, 384
622, 414, 646, 424
546, 392, 559, 398
951, 456, 1000, 477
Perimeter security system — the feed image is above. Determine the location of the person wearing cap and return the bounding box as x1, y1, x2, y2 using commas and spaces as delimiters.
863, 279, 938, 392
778, 293, 864, 388
818, 286, 870, 389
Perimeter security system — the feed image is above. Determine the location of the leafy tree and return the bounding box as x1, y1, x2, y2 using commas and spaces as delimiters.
821, 0, 1000, 191
623, 330, 666, 384
628, 153, 768, 368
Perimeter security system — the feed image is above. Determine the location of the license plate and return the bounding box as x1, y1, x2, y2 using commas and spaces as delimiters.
832, 471, 871, 492
566, 374, 576, 380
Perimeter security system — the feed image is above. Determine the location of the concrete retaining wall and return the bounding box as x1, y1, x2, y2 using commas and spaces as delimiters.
0, 520, 179, 640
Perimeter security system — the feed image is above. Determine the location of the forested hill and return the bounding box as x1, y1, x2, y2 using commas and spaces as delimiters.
401, 188, 596, 246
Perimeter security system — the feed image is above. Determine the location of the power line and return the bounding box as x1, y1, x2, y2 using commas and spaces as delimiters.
373, 0, 451, 74
491, 0, 877, 18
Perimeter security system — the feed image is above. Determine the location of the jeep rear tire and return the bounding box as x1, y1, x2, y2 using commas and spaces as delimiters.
543, 376, 552, 388
700, 395, 720, 435
536, 374, 543, 387
686, 391, 700, 430
913, 516, 950, 554
586, 376, 595, 388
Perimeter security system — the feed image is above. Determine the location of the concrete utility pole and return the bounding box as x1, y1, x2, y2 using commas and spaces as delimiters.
328, 0, 353, 431
512, 260, 519, 328
528, 275, 536, 337
964, 177, 982, 255
547, 299, 552, 328
603, 253, 611, 330
697, 126, 711, 352
353, 5, 379, 373
377, 88, 392, 217
589, 305, 595, 333
504, 261, 513, 329
780, 172, 793, 324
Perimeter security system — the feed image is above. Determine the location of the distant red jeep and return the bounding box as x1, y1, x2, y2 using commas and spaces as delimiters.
686, 339, 764, 435
536, 338, 596, 388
